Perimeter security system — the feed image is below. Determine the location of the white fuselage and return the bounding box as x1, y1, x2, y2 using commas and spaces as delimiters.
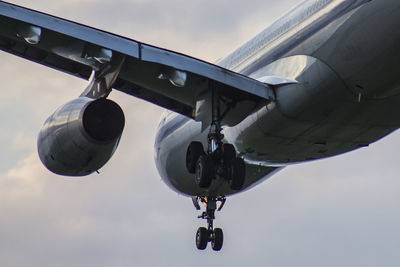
155, 0, 400, 196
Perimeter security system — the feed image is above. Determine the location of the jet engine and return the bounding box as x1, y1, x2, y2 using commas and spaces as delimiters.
37, 97, 125, 176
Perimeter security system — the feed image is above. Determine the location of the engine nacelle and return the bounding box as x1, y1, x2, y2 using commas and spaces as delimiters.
38, 97, 125, 176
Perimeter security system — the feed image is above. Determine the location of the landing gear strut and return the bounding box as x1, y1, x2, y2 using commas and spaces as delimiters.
193, 196, 225, 251
185, 88, 246, 190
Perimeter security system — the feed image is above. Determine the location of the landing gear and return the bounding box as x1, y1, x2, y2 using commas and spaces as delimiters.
186, 141, 204, 174
193, 196, 225, 251
195, 154, 214, 188
222, 143, 236, 166
211, 228, 223, 251
186, 139, 245, 190
187, 87, 245, 251
195, 227, 223, 251
195, 227, 208, 250
228, 157, 245, 190
186, 86, 246, 190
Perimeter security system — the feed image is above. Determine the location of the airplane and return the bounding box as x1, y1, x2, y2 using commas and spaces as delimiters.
0, 0, 399, 251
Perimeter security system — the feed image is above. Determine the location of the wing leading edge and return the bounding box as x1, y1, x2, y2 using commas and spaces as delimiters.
0, 1, 275, 127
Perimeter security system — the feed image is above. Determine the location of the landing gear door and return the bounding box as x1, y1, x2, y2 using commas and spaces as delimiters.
194, 89, 213, 132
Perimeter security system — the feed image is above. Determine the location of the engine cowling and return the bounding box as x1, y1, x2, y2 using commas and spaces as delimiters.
37, 97, 125, 176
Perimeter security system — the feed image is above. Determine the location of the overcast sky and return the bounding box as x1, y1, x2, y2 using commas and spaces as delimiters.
1, 1, 400, 266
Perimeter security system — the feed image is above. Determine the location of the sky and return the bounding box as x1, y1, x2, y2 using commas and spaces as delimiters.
1, 0, 400, 266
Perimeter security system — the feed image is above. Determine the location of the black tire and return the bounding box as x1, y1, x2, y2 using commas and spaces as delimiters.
211, 228, 223, 251
196, 227, 208, 250
229, 157, 246, 190
195, 154, 214, 188
186, 142, 205, 173
222, 143, 236, 165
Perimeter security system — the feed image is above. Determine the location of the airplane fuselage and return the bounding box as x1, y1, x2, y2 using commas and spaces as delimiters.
155, 0, 400, 196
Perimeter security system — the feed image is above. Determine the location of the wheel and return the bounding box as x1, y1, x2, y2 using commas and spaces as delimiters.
229, 157, 245, 190
195, 154, 214, 188
186, 141, 204, 173
211, 228, 223, 251
196, 227, 208, 250
222, 143, 236, 165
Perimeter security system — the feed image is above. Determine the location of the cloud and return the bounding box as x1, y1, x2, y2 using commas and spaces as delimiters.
0, 153, 46, 200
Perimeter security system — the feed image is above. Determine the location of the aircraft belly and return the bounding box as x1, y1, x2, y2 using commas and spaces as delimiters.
155, 119, 205, 196
155, 118, 280, 196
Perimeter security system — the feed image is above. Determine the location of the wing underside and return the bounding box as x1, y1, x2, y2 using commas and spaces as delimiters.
0, 1, 274, 126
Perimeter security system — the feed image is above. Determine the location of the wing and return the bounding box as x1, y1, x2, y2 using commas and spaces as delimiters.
0, 1, 275, 127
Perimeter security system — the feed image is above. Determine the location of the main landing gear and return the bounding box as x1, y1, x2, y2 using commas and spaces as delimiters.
187, 141, 245, 190
185, 88, 246, 191
193, 196, 226, 251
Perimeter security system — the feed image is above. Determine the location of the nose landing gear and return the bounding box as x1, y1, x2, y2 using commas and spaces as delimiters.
193, 196, 225, 251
